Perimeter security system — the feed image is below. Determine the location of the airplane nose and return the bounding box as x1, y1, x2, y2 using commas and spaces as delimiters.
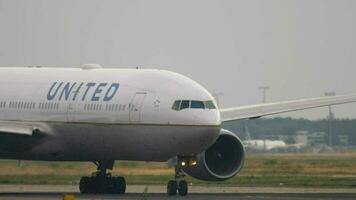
194, 110, 221, 126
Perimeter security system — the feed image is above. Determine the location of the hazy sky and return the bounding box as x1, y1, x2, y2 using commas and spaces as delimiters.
0, 0, 355, 119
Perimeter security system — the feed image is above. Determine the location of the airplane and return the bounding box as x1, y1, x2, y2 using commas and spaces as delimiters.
0, 64, 356, 196
242, 125, 306, 151
242, 139, 306, 152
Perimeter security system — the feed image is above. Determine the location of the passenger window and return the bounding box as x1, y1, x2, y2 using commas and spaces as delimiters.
180, 100, 190, 110
172, 100, 181, 111
205, 100, 216, 109
191, 101, 205, 109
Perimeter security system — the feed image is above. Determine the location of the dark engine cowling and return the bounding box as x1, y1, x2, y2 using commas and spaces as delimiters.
183, 129, 245, 181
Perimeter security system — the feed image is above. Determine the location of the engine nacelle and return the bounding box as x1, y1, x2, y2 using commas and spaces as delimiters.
183, 129, 245, 181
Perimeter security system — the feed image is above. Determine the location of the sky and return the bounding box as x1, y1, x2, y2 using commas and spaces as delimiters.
0, 0, 355, 119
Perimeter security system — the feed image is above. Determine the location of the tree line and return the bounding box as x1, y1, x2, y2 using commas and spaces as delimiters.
223, 118, 356, 145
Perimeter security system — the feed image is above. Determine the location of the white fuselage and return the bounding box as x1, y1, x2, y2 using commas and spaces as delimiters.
0, 67, 221, 162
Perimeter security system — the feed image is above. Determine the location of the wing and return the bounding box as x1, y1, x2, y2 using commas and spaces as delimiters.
0, 124, 37, 136
0, 121, 48, 152
220, 94, 356, 122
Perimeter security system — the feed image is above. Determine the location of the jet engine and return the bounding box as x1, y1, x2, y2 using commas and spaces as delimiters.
183, 129, 245, 181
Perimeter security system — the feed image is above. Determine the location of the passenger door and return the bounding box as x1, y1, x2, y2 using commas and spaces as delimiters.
129, 92, 146, 123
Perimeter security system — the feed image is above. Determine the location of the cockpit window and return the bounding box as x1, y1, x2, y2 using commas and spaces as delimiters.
191, 101, 205, 109
180, 100, 190, 110
204, 100, 216, 109
172, 100, 216, 111
172, 100, 181, 110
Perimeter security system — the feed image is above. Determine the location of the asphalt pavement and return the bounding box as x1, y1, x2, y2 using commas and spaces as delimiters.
1, 185, 356, 200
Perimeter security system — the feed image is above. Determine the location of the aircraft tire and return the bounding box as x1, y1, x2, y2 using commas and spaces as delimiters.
80, 175, 126, 194
114, 176, 126, 194
167, 180, 177, 196
178, 180, 188, 196
79, 177, 91, 194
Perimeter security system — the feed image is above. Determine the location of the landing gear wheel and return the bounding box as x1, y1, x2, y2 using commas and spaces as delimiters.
79, 176, 90, 194
167, 180, 177, 196
105, 176, 126, 194
115, 176, 126, 194
79, 161, 127, 194
178, 180, 188, 196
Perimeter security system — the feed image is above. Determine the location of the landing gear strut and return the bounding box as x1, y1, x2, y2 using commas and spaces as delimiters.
167, 156, 195, 196
79, 160, 126, 194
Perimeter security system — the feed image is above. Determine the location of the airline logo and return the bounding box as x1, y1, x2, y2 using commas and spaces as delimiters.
47, 82, 119, 102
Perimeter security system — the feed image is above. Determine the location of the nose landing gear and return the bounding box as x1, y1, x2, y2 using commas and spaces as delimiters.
79, 160, 126, 194
167, 166, 188, 196
166, 156, 196, 196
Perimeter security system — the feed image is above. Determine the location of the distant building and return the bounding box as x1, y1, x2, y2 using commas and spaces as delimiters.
308, 132, 326, 146
338, 135, 349, 146
295, 131, 308, 145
